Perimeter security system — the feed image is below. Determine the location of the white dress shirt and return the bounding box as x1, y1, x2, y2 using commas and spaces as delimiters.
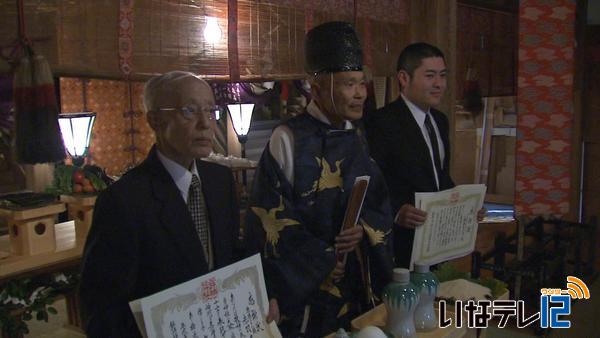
401, 94, 445, 190
156, 149, 213, 270
156, 149, 199, 203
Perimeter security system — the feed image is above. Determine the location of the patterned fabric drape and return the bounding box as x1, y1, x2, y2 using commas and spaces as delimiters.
119, 0, 134, 76
60, 78, 153, 176
514, 0, 575, 217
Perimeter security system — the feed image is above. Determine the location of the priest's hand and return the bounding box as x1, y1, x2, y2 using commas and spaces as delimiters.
266, 298, 280, 324
395, 204, 427, 229
335, 225, 364, 254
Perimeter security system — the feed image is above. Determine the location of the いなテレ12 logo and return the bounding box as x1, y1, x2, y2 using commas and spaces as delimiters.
540, 276, 590, 328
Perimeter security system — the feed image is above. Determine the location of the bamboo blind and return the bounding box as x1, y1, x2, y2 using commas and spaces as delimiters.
132, 0, 230, 78
1, 0, 408, 79
237, 1, 306, 80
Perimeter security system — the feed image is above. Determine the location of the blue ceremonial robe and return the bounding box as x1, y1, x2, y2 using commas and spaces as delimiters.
245, 112, 394, 337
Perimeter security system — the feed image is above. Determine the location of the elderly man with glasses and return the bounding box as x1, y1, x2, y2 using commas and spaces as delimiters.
79, 71, 276, 337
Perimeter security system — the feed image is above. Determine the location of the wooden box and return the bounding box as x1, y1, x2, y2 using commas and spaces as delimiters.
60, 194, 97, 242
0, 202, 66, 256
348, 289, 508, 338
350, 303, 466, 338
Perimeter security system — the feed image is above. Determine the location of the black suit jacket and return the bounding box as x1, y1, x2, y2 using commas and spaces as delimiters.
79, 146, 240, 337
364, 97, 454, 267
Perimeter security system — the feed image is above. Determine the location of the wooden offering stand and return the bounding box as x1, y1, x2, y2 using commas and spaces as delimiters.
0, 202, 66, 256
60, 194, 97, 241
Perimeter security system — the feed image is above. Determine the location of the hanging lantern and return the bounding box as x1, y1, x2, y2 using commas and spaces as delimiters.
58, 112, 96, 166
227, 103, 254, 145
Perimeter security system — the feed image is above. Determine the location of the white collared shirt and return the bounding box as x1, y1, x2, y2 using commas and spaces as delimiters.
156, 149, 213, 270
156, 149, 199, 203
269, 100, 354, 184
401, 94, 445, 189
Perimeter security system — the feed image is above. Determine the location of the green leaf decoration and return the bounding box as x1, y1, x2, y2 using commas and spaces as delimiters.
0, 271, 80, 336
433, 262, 508, 300
84, 171, 107, 191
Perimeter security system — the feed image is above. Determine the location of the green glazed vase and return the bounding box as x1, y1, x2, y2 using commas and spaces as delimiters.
382, 268, 419, 338
410, 263, 439, 331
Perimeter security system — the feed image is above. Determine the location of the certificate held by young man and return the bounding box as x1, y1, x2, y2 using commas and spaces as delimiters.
410, 184, 487, 269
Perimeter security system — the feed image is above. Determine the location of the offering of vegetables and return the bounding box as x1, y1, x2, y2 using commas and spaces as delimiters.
46, 164, 110, 195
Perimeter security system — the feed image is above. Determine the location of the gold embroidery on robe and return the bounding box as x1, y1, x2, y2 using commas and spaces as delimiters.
315, 157, 343, 191
360, 218, 390, 246
337, 302, 350, 318
319, 275, 342, 299
251, 196, 299, 248
300, 157, 345, 197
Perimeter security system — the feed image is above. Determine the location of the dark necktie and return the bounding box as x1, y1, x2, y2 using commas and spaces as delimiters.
188, 174, 210, 263
424, 114, 442, 179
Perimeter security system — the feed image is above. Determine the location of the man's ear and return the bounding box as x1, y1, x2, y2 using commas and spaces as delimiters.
312, 75, 334, 104
397, 70, 410, 92
146, 110, 161, 131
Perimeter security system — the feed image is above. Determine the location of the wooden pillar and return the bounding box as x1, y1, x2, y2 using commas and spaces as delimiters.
569, 0, 587, 221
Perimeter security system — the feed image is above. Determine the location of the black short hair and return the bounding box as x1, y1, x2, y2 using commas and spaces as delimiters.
396, 42, 445, 76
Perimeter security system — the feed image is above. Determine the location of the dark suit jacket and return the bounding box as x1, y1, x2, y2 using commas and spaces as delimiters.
364, 97, 455, 267
79, 146, 240, 337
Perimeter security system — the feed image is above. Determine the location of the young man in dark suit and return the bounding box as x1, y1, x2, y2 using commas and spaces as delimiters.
365, 43, 484, 268
79, 71, 278, 337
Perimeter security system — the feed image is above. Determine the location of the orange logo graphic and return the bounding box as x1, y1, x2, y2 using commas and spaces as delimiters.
564, 276, 590, 299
